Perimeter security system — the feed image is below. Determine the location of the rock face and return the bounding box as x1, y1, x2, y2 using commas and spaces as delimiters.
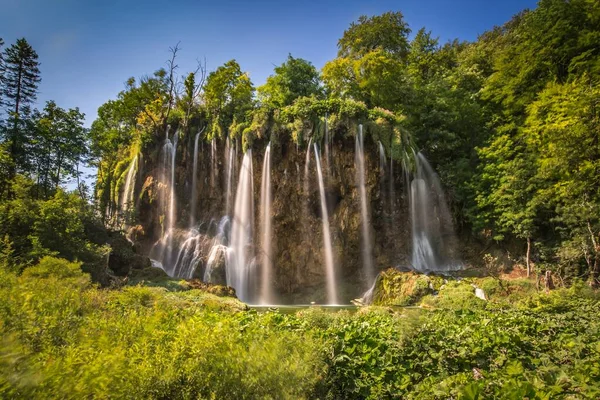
129, 129, 416, 303
107, 233, 150, 276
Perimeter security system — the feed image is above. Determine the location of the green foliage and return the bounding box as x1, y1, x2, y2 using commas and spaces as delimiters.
0, 38, 41, 180
258, 54, 323, 108
204, 59, 255, 140
469, 0, 600, 281
370, 269, 433, 306
1, 259, 600, 399
21, 256, 85, 279
322, 49, 409, 110
420, 281, 487, 310
31, 100, 88, 195
0, 261, 324, 399
0, 176, 105, 269
318, 288, 600, 399
337, 11, 411, 60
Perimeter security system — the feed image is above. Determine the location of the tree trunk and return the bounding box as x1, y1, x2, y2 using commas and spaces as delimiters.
526, 237, 532, 278
76, 162, 85, 200
544, 270, 554, 292
8, 61, 23, 184
55, 153, 63, 190
590, 257, 599, 289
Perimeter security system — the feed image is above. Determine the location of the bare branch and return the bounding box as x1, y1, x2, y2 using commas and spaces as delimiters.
163, 42, 181, 126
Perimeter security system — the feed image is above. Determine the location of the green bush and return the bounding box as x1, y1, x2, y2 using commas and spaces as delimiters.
420, 280, 487, 310
0, 260, 324, 399
21, 256, 84, 279
1, 258, 599, 399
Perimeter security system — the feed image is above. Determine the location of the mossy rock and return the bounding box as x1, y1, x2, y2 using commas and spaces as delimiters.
107, 234, 149, 276
186, 279, 237, 297
371, 268, 433, 306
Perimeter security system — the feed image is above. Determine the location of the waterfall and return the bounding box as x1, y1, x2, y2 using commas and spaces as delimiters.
304, 137, 313, 197
313, 144, 338, 305
225, 137, 235, 216
204, 216, 231, 283
172, 229, 203, 278
324, 115, 330, 173
190, 130, 201, 228
410, 152, 461, 272
227, 150, 255, 303
150, 128, 179, 273
259, 143, 274, 304
355, 125, 374, 285
166, 130, 179, 266
120, 155, 138, 227
210, 138, 217, 194
378, 142, 386, 177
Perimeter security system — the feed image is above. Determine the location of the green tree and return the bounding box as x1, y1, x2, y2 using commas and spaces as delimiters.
0, 37, 4, 87
524, 79, 600, 285
32, 101, 88, 196
337, 11, 411, 60
471, 0, 600, 279
322, 12, 413, 110
203, 60, 254, 139
407, 28, 440, 82
258, 54, 322, 108
474, 132, 539, 275
322, 50, 409, 110
0, 38, 41, 179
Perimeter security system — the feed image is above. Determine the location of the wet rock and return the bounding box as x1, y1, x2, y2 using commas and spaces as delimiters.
107, 233, 150, 276
203, 245, 227, 286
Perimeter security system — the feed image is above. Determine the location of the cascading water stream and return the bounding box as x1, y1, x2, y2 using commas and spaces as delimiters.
204, 216, 231, 283
120, 155, 138, 228
410, 151, 461, 272
378, 142, 386, 177
211, 138, 217, 194
304, 137, 313, 196
227, 150, 255, 303
356, 125, 374, 285
225, 137, 235, 216
165, 130, 179, 267
259, 143, 274, 304
190, 129, 202, 228
313, 144, 339, 305
324, 114, 330, 173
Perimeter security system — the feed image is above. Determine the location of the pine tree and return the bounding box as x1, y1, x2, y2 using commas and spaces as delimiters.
0, 38, 41, 177
0, 37, 5, 88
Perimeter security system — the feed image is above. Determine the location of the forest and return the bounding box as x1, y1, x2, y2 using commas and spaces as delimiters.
1, 0, 600, 398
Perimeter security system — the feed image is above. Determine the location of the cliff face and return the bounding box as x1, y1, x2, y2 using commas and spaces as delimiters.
128, 128, 412, 303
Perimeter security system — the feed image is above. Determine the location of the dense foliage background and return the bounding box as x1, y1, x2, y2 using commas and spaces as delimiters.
2, 0, 599, 284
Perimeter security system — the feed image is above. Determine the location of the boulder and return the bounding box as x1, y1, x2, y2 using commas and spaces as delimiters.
107, 233, 150, 276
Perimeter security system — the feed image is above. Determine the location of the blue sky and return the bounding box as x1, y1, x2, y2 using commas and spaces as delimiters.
2, 0, 538, 127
